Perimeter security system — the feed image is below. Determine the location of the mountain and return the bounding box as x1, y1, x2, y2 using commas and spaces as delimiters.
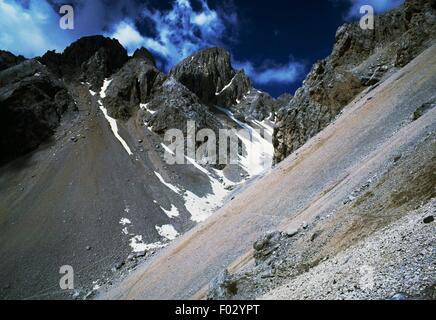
0, 0, 434, 301
97, 0, 436, 300
39, 35, 129, 90
0, 33, 275, 299
169, 47, 250, 107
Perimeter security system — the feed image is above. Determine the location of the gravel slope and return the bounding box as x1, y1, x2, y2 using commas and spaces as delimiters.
262, 201, 435, 300
100, 45, 436, 300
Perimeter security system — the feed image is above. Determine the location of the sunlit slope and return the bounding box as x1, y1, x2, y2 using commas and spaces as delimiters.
101, 44, 436, 300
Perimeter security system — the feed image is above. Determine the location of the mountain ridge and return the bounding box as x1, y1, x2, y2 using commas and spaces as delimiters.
0, 0, 435, 300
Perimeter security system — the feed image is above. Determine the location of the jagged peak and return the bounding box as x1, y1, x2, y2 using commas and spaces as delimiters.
182, 47, 231, 63
61, 35, 127, 67
132, 47, 156, 66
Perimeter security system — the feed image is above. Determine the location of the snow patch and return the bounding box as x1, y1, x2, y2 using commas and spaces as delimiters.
98, 79, 133, 156
215, 74, 237, 96
161, 204, 180, 218
119, 218, 131, 226
154, 171, 181, 194
216, 106, 274, 177
161, 143, 175, 155
154, 109, 273, 223
140, 103, 157, 115
155, 224, 179, 241
129, 235, 166, 253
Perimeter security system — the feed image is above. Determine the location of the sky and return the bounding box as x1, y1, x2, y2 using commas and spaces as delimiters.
0, 0, 405, 97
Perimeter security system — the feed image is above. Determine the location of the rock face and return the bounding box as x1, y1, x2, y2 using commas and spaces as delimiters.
169, 47, 282, 122
215, 70, 252, 107
273, 0, 436, 163
230, 89, 277, 122
39, 35, 128, 90
208, 231, 300, 300
0, 60, 75, 164
143, 77, 222, 135
0, 50, 25, 71
133, 47, 156, 67
169, 48, 251, 107
103, 50, 164, 120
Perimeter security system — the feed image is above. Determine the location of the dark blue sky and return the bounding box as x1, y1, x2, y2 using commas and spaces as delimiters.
1, 0, 404, 97
226, 0, 352, 95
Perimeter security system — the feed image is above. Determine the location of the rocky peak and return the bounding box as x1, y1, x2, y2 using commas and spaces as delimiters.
142, 76, 222, 136
103, 55, 165, 120
215, 70, 251, 107
133, 47, 156, 67
39, 36, 128, 90
230, 89, 276, 122
61, 35, 128, 72
169, 47, 250, 106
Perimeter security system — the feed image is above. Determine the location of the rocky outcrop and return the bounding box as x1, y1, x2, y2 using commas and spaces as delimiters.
0, 60, 75, 164
208, 231, 301, 300
273, 0, 436, 163
103, 50, 164, 120
143, 77, 222, 136
0, 50, 25, 71
215, 70, 252, 107
169, 48, 251, 107
133, 47, 156, 67
169, 47, 283, 122
275, 93, 293, 106
39, 36, 128, 90
230, 89, 277, 122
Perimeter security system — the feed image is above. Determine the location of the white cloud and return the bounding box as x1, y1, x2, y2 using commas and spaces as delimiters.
1, 0, 305, 87
192, 12, 218, 26
0, 0, 71, 57
111, 21, 143, 48
109, 0, 305, 86
345, 0, 404, 18
235, 60, 305, 85
110, 20, 146, 55
109, 0, 230, 69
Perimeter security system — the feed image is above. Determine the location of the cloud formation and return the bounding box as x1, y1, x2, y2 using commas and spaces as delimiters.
234, 60, 305, 85
345, 0, 404, 18
0, 0, 71, 57
109, 0, 303, 85
0, 0, 304, 86
109, 0, 233, 68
